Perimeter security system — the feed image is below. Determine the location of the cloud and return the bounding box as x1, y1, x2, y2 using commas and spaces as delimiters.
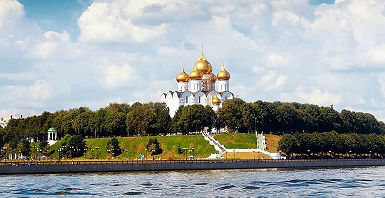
259, 72, 287, 89
266, 53, 288, 68
78, 1, 168, 43
2, 0, 385, 123
280, 87, 342, 106
31, 31, 71, 59
102, 64, 136, 89
1, 80, 52, 108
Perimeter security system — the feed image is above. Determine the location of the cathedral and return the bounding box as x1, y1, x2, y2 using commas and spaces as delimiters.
161, 47, 234, 117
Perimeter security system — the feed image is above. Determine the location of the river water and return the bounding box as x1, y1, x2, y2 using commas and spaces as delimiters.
1, 167, 385, 197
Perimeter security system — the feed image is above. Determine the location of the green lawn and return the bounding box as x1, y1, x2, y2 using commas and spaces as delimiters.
82, 135, 216, 160
213, 133, 257, 149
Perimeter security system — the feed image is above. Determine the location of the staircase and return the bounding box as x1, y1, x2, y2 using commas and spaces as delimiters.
202, 131, 227, 158
202, 131, 283, 159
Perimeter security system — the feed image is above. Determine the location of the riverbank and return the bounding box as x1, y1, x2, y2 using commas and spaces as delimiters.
1, 159, 384, 175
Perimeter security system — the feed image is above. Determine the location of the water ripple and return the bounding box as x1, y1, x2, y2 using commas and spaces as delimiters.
1, 167, 385, 197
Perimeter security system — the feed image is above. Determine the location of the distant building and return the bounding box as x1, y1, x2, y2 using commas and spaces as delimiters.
0, 117, 12, 128
161, 46, 234, 117
48, 127, 58, 146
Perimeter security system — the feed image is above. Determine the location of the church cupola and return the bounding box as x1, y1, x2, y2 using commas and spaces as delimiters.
176, 68, 189, 92
189, 65, 202, 92
217, 64, 230, 92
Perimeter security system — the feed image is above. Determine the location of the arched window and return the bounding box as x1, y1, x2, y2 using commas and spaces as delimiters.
198, 96, 201, 103
186, 96, 188, 103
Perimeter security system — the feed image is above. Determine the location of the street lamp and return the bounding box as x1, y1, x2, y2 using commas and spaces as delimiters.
183, 148, 187, 160
95, 147, 100, 159
145, 148, 148, 160
190, 148, 195, 160
107, 149, 111, 160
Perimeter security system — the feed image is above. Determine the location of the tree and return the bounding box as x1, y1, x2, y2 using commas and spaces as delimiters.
107, 138, 121, 157
146, 138, 163, 157
172, 104, 216, 133
277, 134, 297, 156
58, 134, 86, 158
217, 98, 246, 132
18, 139, 31, 158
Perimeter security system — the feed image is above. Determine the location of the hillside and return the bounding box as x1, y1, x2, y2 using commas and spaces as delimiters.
213, 133, 281, 153
50, 133, 281, 160
213, 133, 257, 149
66, 135, 217, 160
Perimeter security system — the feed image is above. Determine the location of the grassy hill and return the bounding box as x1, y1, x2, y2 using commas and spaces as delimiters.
213, 133, 257, 149
213, 133, 281, 153
50, 133, 281, 160
265, 134, 281, 153
53, 135, 215, 160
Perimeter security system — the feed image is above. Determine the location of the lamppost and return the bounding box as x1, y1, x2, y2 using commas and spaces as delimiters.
152, 149, 155, 161
58, 148, 62, 161
145, 148, 148, 160
190, 148, 195, 160
95, 147, 99, 159
3, 147, 7, 163
69, 146, 74, 159
107, 149, 111, 160
183, 148, 187, 160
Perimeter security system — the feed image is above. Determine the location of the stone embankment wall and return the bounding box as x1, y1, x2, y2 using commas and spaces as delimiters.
1, 159, 384, 175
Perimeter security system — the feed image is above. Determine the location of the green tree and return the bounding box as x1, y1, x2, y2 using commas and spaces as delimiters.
107, 137, 122, 157
217, 98, 246, 132
146, 138, 163, 157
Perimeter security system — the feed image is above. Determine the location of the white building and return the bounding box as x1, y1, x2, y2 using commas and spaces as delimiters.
0, 117, 11, 128
161, 48, 234, 117
48, 127, 58, 146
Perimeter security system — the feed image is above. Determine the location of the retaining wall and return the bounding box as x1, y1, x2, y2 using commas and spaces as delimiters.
1, 159, 384, 175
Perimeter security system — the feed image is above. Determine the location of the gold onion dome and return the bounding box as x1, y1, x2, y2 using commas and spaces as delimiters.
212, 95, 221, 105
217, 65, 230, 81
176, 68, 190, 82
189, 65, 203, 80
194, 46, 212, 74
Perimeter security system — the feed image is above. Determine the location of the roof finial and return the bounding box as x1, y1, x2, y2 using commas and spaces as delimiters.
201, 42, 204, 55
221, 60, 225, 70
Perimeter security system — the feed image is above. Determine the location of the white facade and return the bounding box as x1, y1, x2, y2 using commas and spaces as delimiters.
161, 49, 234, 117
48, 127, 58, 146
0, 117, 11, 128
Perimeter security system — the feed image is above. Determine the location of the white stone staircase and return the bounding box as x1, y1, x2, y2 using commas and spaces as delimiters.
202, 130, 283, 159
202, 131, 227, 158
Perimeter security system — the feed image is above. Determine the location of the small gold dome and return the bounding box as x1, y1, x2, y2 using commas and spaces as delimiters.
217, 65, 230, 81
189, 65, 202, 80
176, 68, 190, 82
212, 95, 221, 105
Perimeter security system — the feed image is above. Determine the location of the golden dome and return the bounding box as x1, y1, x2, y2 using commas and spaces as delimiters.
176, 68, 189, 82
189, 65, 202, 80
217, 65, 230, 81
194, 54, 213, 74
212, 95, 221, 105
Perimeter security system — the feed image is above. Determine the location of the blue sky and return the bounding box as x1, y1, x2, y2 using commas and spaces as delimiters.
1, 0, 385, 121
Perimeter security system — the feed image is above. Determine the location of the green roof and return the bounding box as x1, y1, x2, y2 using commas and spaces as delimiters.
48, 127, 57, 132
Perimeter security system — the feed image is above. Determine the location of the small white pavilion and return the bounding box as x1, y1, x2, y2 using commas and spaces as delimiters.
48, 127, 58, 146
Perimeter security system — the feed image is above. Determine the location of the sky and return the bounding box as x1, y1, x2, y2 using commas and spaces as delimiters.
1, 0, 385, 121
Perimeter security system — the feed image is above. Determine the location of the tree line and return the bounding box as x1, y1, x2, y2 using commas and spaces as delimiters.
1, 98, 384, 155
278, 132, 385, 158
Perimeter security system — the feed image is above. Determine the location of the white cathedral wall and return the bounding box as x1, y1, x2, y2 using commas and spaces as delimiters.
217, 80, 229, 92
194, 91, 207, 106
190, 80, 201, 92
221, 91, 233, 102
